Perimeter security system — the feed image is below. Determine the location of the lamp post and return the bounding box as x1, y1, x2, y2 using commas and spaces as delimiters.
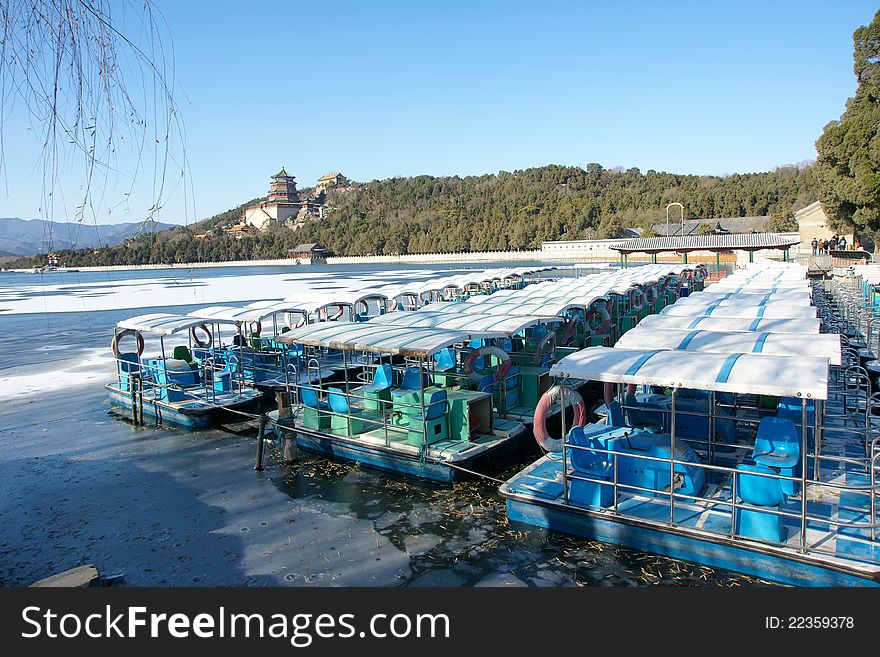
666, 202, 684, 237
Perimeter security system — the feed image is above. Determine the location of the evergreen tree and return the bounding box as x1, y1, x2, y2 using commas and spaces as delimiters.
815, 10, 880, 242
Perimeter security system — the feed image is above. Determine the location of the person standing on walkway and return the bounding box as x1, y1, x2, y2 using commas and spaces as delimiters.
811, 238, 818, 255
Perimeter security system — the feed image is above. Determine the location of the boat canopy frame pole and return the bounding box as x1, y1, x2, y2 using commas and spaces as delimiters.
669, 388, 677, 525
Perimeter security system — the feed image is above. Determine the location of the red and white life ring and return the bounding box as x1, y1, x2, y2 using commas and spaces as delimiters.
463, 346, 511, 383
285, 312, 306, 329
561, 316, 582, 346
533, 385, 587, 452
238, 320, 262, 336
532, 331, 556, 365
694, 267, 707, 283
111, 329, 144, 357
586, 303, 611, 336
604, 382, 638, 407
630, 288, 644, 312
321, 304, 346, 321
189, 324, 213, 348
356, 299, 370, 316
642, 284, 658, 306
388, 297, 399, 311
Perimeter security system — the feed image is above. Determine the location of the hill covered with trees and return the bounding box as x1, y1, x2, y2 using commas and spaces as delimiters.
8, 163, 818, 267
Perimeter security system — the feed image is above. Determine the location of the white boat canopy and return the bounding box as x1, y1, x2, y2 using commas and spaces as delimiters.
615, 327, 841, 365
422, 300, 581, 317
368, 310, 563, 334
117, 313, 238, 335
660, 304, 817, 319
695, 285, 811, 297
671, 294, 813, 308
636, 314, 820, 334
275, 321, 473, 358
188, 302, 309, 324
550, 347, 828, 400
247, 300, 311, 315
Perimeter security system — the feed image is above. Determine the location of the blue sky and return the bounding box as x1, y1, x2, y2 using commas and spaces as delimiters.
1, 0, 877, 226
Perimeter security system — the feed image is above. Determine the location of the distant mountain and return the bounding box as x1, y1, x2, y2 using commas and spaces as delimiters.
0, 217, 175, 256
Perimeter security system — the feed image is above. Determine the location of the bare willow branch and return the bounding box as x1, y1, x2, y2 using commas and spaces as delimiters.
0, 0, 188, 249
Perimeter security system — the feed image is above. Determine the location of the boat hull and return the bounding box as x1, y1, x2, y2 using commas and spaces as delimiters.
502, 492, 880, 587
107, 385, 263, 429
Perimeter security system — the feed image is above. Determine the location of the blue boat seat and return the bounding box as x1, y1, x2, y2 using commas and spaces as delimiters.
116, 352, 141, 390
301, 385, 329, 410
433, 348, 457, 372
624, 391, 663, 430
568, 425, 617, 474
735, 463, 787, 543
363, 364, 393, 393
752, 417, 800, 495
608, 400, 627, 427
567, 425, 621, 508
328, 386, 380, 435
476, 374, 494, 393
361, 364, 394, 411
118, 352, 140, 373
328, 387, 360, 415
391, 368, 430, 398
163, 358, 200, 387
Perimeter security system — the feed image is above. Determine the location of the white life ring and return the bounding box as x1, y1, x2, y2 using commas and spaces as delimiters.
463, 346, 511, 383
111, 329, 144, 357
189, 324, 213, 348
532, 331, 556, 365
533, 385, 587, 452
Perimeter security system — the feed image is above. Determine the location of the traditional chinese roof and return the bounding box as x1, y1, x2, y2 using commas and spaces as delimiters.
611, 233, 800, 254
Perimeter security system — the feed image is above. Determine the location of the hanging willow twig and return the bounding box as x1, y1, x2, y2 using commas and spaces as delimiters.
0, 0, 189, 245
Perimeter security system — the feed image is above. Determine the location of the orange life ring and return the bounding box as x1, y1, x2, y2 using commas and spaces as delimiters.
463, 346, 511, 383
532, 331, 556, 365
111, 329, 144, 357
189, 324, 212, 348
533, 385, 587, 452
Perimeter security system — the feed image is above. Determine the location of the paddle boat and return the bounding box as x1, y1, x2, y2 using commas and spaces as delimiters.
500, 341, 880, 586
186, 302, 335, 391
106, 313, 265, 428
367, 310, 569, 423
272, 322, 527, 481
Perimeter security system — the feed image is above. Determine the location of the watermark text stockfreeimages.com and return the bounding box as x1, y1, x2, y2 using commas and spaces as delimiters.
21, 606, 450, 647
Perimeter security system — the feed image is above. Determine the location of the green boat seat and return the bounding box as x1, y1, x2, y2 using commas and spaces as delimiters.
172, 345, 193, 363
